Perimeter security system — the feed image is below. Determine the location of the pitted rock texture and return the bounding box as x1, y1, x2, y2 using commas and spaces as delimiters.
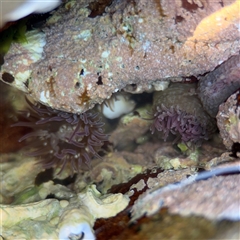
1, 0, 239, 113
216, 92, 240, 150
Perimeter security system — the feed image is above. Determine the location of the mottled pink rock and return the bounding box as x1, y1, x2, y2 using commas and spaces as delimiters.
131, 161, 240, 222
1, 0, 239, 113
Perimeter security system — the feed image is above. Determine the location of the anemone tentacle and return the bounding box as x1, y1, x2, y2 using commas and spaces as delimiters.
12, 98, 108, 174
151, 83, 217, 146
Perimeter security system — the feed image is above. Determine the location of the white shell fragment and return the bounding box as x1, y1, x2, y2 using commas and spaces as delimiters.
58, 208, 95, 240
0, 0, 61, 27
78, 185, 130, 219
1, 183, 129, 239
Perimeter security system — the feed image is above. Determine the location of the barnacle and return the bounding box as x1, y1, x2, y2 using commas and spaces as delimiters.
12, 98, 108, 174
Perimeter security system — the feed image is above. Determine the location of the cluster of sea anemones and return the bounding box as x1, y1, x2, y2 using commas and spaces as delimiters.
150, 83, 217, 147
12, 98, 108, 174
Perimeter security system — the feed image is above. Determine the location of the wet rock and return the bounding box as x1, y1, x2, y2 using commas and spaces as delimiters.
1, 0, 239, 113
216, 92, 240, 150
131, 161, 240, 222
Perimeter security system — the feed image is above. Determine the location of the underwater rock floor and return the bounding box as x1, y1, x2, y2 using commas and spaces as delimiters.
0, 82, 239, 239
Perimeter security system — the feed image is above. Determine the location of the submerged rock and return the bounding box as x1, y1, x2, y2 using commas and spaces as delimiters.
1, 0, 239, 113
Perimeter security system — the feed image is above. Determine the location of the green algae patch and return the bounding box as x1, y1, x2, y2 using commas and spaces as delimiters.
0, 20, 27, 54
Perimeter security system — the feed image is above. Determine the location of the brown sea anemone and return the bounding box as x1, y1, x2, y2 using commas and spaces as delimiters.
12, 98, 108, 174
150, 83, 217, 147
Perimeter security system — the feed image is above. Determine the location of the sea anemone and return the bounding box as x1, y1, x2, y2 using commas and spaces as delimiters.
100, 92, 136, 119
150, 83, 217, 146
151, 104, 209, 146
12, 98, 108, 174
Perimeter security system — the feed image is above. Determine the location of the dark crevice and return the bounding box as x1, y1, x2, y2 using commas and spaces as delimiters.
181, 0, 202, 12
35, 168, 53, 185
175, 15, 184, 23
124, 83, 137, 92
97, 76, 103, 85
53, 174, 77, 186
229, 142, 240, 158
2, 72, 15, 83
75, 82, 81, 89
88, 0, 113, 18
24, 79, 29, 88
80, 69, 84, 76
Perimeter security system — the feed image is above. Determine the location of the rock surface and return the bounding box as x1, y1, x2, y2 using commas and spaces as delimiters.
217, 92, 240, 150
131, 161, 240, 222
1, 0, 239, 113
